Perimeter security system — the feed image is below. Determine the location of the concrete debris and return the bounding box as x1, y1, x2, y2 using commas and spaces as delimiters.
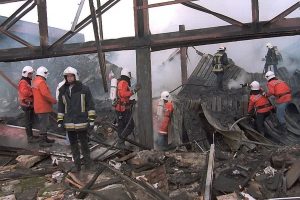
286, 160, 300, 189
51, 171, 64, 183
0, 194, 16, 200
216, 192, 238, 200
16, 155, 44, 168
263, 166, 277, 177
240, 192, 255, 200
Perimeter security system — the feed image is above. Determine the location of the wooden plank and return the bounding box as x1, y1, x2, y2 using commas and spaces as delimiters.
204, 144, 215, 200
198, 56, 213, 79
217, 96, 222, 112
2, 18, 300, 61
0, 0, 32, 28
195, 55, 210, 77
179, 25, 187, 84
182, 2, 246, 28
36, 0, 48, 50
251, 0, 259, 31
88, 0, 108, 92
190, 54, 208, 77
212, 96, 217, 112
135, 0, 153, 149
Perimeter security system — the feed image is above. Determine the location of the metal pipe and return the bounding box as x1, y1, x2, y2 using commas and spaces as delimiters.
229, 116, 249, 130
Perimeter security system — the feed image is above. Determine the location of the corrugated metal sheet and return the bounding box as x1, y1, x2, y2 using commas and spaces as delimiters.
173, 53, 300, 147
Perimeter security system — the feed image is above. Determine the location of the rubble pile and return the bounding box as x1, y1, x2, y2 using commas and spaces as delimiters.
213, 145, 300, 199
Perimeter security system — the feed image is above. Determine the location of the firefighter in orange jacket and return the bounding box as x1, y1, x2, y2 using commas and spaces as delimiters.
18, 66, 40, 143
32, 66, 57, 147
265, 71, 292, 132
157, 91, 174, 149
247, 81, 274, 136
115, 68, 138, 147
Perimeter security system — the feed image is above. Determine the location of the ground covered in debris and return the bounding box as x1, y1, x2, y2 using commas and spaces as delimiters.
213, 145, 300, 199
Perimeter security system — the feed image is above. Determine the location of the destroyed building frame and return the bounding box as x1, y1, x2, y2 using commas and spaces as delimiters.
1, 0, 300, 149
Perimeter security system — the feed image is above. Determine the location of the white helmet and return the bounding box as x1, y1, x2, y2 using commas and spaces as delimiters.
265, 71, 276, 81
160, 91, 170, 101
218, 46, 226, 51
121, 68, 131, 78
63, 66, 79, 80
250, 81, 260, 90
36, 66, 49, 79
22, 66, 34, 77
266, 42, 273, 49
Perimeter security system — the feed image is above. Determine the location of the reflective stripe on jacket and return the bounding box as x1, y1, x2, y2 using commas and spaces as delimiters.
159, 101, 174, 135
32, 76, 56, 113
248, 94, 273, 114
267, 79, 292, 104
57, 81, 95, 131
18, 78, 33, 107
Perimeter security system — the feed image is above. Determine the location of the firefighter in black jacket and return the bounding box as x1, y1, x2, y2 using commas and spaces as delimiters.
57, 67, 96, 172
263, 43, 279, 76
212, 46, 229, 90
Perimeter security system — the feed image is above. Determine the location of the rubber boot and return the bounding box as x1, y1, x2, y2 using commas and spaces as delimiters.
45, 137, 55, 143
79, 134, 93, 170
39, 135, 53, 147
26, 128, 40, 143
70, 143, 81, 172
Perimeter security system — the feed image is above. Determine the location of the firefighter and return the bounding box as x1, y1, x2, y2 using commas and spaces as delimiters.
263, 43, 279, 75
18, 66, 40, 143
265, 71, 292, 132
57, 67, 95, 171
212, 46, 229, 90
247, 81, 274, 136
115, 68, 139, 147
157, 91, 174, 150
32, 66, 57, 147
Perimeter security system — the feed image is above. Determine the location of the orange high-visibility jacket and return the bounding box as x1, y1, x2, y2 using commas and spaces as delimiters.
115, 80, 133, 112
248, 94, 273, 114
32, 76, 57, 113
267, 79, 292, 104
159, 101, 174, 135
18, 78, 33, 107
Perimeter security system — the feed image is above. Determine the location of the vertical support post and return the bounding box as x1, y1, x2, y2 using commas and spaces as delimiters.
251, 0, 259, 31
204, 144, 215, 200
134, 0, 153, 149
36, 0, 49, 52
88, 0, 108, 92
179, 25, 187, 84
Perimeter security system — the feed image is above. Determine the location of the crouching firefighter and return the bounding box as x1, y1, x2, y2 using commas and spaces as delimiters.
247, 81, 274, 136
265, 71, 292, 133
157, 91, 174, 150
57, 67, 96, 172
114, 68, 139, 148
18, 66, 40, 143
212, 46, 229, 90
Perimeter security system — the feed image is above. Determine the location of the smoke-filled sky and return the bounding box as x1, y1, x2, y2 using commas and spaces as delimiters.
1, 0, 300, 96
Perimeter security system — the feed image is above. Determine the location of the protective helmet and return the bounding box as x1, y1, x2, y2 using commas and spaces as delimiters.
22, 66, 34, 77
266, 42, 273, 49
160, 91, 170, 101
63, 66, 79, 80
36, 66, 49, 79
121, 68, 131, 78
265, 71, 276, 81
250, 81, 260, 90
218, 46, 226, 51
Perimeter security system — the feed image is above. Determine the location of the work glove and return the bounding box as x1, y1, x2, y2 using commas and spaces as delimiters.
88, 120, 95, 134
57, 120, 65, 132
246, 113, 253, 118
132, 84, 141, 94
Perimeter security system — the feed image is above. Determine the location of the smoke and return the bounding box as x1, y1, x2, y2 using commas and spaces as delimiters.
227, 71, 248, 90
